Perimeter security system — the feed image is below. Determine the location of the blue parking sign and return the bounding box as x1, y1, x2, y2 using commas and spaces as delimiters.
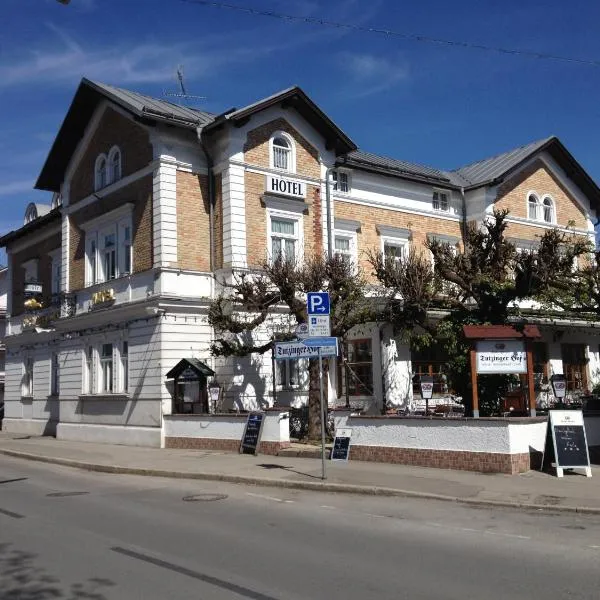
307, 292, 330, 315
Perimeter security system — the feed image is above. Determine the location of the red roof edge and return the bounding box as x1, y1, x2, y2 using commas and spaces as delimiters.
462, 324, 541, 340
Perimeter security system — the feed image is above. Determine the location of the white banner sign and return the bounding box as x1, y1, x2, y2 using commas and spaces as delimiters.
476, 340, 527, 374
266, 174, 306, 199
274, 341, 319, 360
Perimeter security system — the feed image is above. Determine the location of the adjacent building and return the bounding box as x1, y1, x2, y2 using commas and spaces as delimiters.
1, 78, 599, 446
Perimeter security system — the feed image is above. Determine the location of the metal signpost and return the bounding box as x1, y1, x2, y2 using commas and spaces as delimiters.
307, 292, 332, 480
419, 374, 434, 416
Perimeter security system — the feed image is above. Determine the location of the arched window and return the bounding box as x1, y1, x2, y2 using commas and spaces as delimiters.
24, 203, 38, 224
108, 146, 122, 184
270, 133, 294, 172
527, 194, 539, 220
95, 154, 108, 191
542, 196, 554, 223
51, 192, 62, 209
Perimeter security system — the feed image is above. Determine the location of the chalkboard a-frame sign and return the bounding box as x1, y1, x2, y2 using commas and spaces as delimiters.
546, 410, 592, 478
240, 412, 266, 455
331, 428, 352, 462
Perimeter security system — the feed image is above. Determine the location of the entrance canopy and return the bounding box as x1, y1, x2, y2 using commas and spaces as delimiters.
166, 358, 215, 380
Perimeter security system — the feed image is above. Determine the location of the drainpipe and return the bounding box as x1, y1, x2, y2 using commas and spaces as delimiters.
197, 127, 216, 273
325, 167, 334, 259
460, 186, 467, 242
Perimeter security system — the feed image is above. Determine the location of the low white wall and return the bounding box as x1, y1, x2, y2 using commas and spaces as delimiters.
163, 411, 290, 443
57, 423, 161, 447
334, 412, 547, 455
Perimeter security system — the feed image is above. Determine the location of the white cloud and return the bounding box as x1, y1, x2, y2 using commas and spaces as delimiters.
0, 180, 34, 197
337, 52, 409, 98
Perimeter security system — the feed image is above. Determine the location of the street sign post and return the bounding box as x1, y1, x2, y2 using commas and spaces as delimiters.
307, 292, 330, 316
308, 314, 330, 337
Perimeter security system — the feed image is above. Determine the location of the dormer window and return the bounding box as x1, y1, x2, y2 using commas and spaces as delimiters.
95, 154, 108, 191
108, 146, 122, 183
332, 170, 350, 193
270, 132, 295, 172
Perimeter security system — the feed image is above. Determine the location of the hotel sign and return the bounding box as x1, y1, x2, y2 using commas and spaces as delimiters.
266, 174, 306, 199
476, 340, 527, 374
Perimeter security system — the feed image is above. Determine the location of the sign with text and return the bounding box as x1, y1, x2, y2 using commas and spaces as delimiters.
307, 292, 330, 315
301, 337, 338, 357
547, 410, 592, 477
331, 428, 352, 462
240, 412, 266, 455
308, 315, 330, 337
266, 174, 306, 199
476, 340, 526, 374
550, 374, 567, 399
274, 341, 320, 360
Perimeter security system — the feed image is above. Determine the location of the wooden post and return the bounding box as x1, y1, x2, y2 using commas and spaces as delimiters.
526, 340, 536, 417
470, 345, 479, 418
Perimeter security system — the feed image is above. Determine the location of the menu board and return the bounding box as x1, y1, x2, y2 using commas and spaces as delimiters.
331, 428, 352, 462
240, 412, 265, 455
547, 410, 592, 477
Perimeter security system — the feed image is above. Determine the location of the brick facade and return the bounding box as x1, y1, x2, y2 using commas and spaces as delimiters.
70, 107, 153, 204
496, 159, 587, 230
69, 175, 153, 290
164, 436, 290, 455
244, 117, 320, 179
11, 230, 61, 317
176, 171, 211, 271
334, 200, 463, 277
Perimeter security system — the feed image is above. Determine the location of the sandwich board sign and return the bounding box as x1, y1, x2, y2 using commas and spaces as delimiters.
545, 410, 592, 478
331, 428, 352, 462
240, 412, 266, 455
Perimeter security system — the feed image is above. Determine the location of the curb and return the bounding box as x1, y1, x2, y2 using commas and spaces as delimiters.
2, 448, 599, 515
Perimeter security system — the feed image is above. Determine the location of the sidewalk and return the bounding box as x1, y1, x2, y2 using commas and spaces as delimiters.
1, 432, 599, 513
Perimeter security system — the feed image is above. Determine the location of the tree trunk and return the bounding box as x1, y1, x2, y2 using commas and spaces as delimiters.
307, 357, 328, 440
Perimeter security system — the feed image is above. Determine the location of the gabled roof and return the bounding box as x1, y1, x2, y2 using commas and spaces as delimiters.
36, 78, 217, 192
449, 136, 600, 209
203, 85, 356, 156
339, 150, 456, 187
165, 358, 215, 380
452, 137, 553, 187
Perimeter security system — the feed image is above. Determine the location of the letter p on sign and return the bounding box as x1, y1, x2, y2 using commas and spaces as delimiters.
307, 292, 330, 315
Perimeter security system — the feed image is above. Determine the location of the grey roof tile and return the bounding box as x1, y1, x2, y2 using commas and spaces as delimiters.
87, 80, 216, 127
343, 150, 453, 185
452, 137, 554, 186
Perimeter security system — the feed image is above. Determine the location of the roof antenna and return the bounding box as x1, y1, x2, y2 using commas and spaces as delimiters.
163, 65, 206, 106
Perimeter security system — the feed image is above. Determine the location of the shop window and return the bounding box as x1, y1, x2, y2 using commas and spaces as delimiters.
561, 343, 588, 393
532, 342, 549, 390
337, 339, 373, 397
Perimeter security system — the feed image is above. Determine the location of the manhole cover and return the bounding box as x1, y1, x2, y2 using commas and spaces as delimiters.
182, 493, 228, 502
46, 492, 89, 498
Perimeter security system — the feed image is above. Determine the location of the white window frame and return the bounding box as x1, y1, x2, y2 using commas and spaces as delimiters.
50, 352, 60, 397
100, 224, 118, 282
269, 131, 296, 173
432, 189, 450, 212
382, 236, 409, 260
49, 248, 61, 297
83, 346, 95, 394
334, 230, 358, 267
120, 340, 129, 393
332, 169, 351, 194
267, 208, 303, 264
22, 357, 34, 397
276, 358, 307, 390
82, 204, 133, 287
100, 342, 114, 394
108, 145, 122, 184
94, 153, 108, 191
541, 195, 555, 224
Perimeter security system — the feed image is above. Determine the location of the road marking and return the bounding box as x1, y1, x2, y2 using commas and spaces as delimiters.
0, 507, 25, 519
364, 513, 387, 519
589, 545, 600, 549
484, 530, 531, 540
112, 547, 278, 600
320, 505, 336, 510
246, 492, 293, 504
425, 521, 529, 540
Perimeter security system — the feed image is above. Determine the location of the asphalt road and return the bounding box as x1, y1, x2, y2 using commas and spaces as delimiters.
1, 456, 600, 599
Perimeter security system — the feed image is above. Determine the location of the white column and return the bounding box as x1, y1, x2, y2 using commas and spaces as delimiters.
222, 163, 247, 268
61, 214, 69, 293
152, 157, 178, 268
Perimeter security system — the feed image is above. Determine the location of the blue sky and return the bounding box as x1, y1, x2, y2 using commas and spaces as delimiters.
2, 0, 600, 241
